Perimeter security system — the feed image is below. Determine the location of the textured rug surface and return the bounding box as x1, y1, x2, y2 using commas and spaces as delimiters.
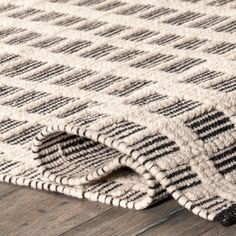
0, 0, 236, 226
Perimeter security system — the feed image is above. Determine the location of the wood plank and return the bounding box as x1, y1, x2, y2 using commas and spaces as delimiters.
200, 224, 236, 236
0, 183, 111, 236
137, 207, 218, 236
1, 183, 235, 236
0, 183, 19, 198
60, 198, 185, 236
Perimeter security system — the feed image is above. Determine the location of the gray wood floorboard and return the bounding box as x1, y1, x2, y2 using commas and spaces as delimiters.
0, 183, 235, 236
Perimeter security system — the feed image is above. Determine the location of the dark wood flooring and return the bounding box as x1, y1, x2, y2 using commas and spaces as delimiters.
0, 183, 235, 236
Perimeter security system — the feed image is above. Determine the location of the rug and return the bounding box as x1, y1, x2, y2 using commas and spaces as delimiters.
0, 0, 236, 226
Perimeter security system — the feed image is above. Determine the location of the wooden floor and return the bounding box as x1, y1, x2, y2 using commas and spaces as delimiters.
0, 183, 236, 236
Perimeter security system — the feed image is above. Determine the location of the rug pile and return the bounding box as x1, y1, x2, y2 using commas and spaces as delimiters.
0, 0, 236, 226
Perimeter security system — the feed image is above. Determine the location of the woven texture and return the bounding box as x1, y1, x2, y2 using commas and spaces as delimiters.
0, 0, 236, 226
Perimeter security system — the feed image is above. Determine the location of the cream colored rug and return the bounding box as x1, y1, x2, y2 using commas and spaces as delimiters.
0, 0, 236, 226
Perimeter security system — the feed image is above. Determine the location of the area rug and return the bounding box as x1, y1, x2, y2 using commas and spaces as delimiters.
0, 0, 235, 226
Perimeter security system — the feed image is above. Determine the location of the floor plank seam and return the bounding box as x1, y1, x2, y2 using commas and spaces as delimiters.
56, 207, 114, 236
134, 208, 185, 235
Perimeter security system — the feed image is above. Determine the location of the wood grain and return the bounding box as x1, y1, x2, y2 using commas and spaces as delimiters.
0, 183, 111, 236
0, 183, 235, 236
60, 198, 183, 236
